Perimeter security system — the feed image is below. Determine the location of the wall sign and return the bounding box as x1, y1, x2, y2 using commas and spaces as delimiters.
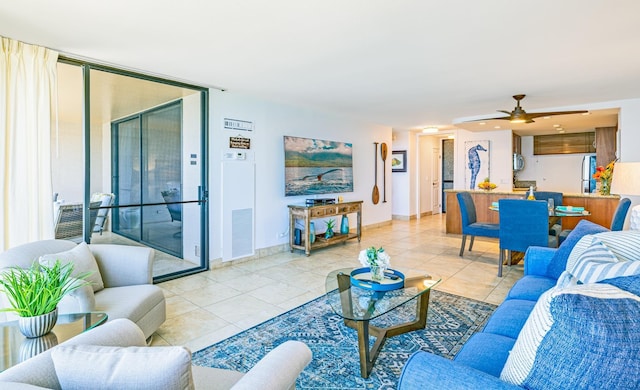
224, 118, 254, 131
230, 136, 251, 149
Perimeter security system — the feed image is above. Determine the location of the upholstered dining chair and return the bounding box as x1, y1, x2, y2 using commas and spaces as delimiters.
456, 192, 500, 257
498, 199, 555, 277
533, 191, 563, 242
558, 197, 631, 244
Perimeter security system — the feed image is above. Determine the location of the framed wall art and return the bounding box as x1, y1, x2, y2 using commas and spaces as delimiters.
283, 136, 353, 196
392, 150, 407, 172
464, 140, 490, 190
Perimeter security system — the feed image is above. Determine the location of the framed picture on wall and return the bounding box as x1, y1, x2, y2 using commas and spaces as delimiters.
392, 150, 407, 172
464, 140, 490, 190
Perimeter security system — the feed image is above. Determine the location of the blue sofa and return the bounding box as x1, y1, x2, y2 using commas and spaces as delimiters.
398, 220, 632, 389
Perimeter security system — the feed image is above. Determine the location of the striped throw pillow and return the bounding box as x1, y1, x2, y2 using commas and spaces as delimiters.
569, 238, 640, 284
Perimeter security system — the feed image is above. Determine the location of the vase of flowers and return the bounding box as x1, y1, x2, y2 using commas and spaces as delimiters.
593, 159, 616, 195
358, 246, 391, 281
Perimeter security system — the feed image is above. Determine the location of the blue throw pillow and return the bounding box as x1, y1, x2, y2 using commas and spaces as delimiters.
546, 220, 609, 279
522, 285, 640, 390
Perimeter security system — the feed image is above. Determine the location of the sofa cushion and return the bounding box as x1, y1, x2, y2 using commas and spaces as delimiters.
506, 275, 556, 301
94, 285, 164, 324
500, 283, 640, 389
51, 345, 194, 390
546, 220, 609, 279
39, 242, 104, 292
454, 333, 516, 377
482, 299, 536, 339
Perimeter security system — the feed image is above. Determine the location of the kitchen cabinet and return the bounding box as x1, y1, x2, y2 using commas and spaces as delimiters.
533, 132, 595, 155
288, 201, 362, 256
595, 126, 617, 167
512, 134, 522, 155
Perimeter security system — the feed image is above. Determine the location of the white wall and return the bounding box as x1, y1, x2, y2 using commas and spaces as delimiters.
209, 90, 392, 260
391, 130, 411, 217
516, 136, 592, 194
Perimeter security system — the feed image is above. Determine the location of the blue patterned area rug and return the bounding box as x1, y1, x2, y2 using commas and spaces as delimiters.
192, 290, 496, 389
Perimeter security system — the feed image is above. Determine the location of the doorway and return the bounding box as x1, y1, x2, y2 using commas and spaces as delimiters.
441, 138, 454, 212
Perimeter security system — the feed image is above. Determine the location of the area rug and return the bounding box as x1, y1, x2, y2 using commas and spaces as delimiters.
192, 290, 496, 389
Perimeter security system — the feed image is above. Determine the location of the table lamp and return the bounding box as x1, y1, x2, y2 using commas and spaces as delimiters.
610, 162, 640, 230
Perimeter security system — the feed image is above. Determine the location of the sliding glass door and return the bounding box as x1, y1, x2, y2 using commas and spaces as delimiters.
54, 60, 209, 282
113, 102, 183, 257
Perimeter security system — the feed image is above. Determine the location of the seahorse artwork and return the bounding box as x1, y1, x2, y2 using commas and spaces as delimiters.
468, 144, 487, 190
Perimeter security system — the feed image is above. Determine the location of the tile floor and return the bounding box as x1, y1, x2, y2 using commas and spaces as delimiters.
152, 213, 523, 352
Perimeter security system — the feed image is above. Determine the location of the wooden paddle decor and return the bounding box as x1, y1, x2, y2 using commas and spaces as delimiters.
381, 143, 388, 203
372, 142, 380, 204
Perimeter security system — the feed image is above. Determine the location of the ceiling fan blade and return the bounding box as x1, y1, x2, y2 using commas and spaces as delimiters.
526, 110, 589, 119
462, 115, 511, 123
497, 110, 512, 115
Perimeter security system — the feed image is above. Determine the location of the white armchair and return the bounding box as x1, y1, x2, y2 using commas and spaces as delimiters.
0, 240, 165, 339
0, 319, 313, 390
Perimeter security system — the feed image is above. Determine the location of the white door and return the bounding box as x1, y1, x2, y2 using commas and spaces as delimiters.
431, 148, 441, 214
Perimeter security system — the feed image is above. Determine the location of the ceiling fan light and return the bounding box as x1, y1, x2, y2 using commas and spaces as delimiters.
510, 118, 527, 124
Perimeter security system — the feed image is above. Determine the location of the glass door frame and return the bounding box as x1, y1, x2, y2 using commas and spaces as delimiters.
58, 57, 209, 283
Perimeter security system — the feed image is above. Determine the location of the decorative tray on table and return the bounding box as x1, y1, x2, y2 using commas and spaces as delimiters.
555, 206, 589, 215
350, 268, 405, 291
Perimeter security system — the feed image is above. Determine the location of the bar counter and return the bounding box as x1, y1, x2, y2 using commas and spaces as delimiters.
445, 190, 620, 235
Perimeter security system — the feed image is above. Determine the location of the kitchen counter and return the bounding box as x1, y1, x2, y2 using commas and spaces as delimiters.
445, 189, 620, 234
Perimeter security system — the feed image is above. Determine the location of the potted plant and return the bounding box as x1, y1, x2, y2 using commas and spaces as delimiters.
0, 260, 90, 338
325, 219, 336, 239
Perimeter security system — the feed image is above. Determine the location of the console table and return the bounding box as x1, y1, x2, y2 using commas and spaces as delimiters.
288, 201, 362, 256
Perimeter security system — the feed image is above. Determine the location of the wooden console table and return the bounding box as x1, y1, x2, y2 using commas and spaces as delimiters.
288, 201, 362, 256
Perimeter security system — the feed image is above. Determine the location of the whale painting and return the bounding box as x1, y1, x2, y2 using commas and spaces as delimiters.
284, 136, 353, 196
465, 140, 490, 190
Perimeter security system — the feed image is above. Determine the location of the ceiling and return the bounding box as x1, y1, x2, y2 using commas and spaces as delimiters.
2, 1, 640, 134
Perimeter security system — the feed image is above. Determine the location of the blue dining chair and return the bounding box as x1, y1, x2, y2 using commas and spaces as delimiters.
498, 199, 554, 277
533, 191, 563, 240
457, 192, 500, 257
558, 198, 631, 244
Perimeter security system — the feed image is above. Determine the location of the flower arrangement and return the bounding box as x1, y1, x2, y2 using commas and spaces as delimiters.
358, 246, 391, 281
593, 159, 616, 195
477, 177, 497, 191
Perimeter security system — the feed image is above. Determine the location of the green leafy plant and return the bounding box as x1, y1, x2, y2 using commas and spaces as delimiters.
0, 260, 91, 317
325, 219, 336, 232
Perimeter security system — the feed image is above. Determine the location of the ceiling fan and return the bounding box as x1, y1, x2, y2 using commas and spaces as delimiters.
469, 94, 588, 124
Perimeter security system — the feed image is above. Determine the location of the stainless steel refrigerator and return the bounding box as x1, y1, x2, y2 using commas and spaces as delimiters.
581, 155, 597, 193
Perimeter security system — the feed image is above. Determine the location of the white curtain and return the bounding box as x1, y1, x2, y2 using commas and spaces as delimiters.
1, 36, 58, 250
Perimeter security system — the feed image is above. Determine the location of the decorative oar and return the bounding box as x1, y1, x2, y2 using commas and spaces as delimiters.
381, 143, 388, 203
372, 142, 380, 205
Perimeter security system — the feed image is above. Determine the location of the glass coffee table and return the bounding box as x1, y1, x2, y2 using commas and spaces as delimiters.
325, 268, 440, 378
0, 312, 108, 371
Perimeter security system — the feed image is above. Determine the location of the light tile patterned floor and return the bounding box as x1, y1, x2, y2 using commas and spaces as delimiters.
152, 214, 523, 351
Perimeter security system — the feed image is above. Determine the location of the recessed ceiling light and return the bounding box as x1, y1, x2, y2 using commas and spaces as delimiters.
494, 125, 501, 129
422, 127, 438, 134
447, 135, 455, 139
557, 127, 564, 131
582, 112, 591, 116
553, 124, 561, 128
558, 130, 565, 133
543, 116, 551, 120
479, 122, 486, 126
